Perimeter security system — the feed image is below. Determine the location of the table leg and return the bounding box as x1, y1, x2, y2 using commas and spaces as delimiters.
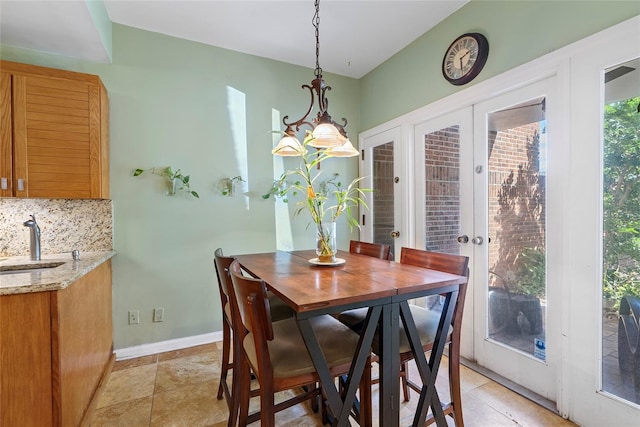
297, 306, 381, 427
379, 302, 400, 427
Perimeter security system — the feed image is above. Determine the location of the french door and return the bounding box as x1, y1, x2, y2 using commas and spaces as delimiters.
472, 77, 560, 400
412, 108, 474, 356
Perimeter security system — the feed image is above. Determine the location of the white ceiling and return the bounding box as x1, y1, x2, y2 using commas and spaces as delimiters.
0, 0, 468, 78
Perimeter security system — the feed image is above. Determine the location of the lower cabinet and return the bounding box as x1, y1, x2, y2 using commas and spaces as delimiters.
0, 260, 114, 427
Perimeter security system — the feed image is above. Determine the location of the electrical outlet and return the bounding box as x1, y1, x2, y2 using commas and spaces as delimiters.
128, 310, 139, 325
153, 307, 165, 323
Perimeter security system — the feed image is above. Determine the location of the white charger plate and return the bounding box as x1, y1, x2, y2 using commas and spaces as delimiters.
308, 257, 346, 266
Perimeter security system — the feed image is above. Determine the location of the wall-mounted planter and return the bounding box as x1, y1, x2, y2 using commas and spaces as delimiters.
133, 167, 199, 198
217, 176, 244, 197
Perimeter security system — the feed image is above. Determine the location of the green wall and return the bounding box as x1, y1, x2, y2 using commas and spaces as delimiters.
1, 0, 638, 351
360, 0, 640, 130
1, 24, 361, 349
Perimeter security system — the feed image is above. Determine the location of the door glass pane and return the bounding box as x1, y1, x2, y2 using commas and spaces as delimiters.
486, 98, 547, 360
372, 142, 395, 250
423, 126, 461, 256
420, 126, 462, 310
602, 58, 640, 404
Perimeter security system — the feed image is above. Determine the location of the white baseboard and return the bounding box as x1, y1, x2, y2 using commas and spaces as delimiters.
114, 331, 224, 360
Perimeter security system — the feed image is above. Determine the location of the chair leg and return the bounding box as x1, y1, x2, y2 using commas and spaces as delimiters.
359, 357, 373, 427
311, 382, 320, 413
260, 382, 276, 427
218, 320, 231, 401
448, 344, 464, 427
400, 362, 411, 402
234, 356, 251, 427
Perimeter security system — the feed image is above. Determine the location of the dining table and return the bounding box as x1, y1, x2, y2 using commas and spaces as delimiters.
235, 249, 468, 427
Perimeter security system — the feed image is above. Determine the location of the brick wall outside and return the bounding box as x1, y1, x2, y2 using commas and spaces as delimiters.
488, 123, 546, 289
424, 126, 461, 255
372, 142, 395, 248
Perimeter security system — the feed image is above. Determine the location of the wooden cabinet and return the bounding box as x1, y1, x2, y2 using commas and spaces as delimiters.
0, 61, 109, 198
0, 260, 114, 427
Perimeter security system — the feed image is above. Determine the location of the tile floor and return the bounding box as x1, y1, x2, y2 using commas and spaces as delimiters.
89, 343, 578, 427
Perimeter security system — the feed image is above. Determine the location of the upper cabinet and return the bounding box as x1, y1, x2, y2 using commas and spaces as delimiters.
0, 61, 109, 198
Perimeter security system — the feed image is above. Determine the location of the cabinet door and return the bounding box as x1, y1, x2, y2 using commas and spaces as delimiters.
12, 74, 102, 198
0, 292, 53, 426
0, 72, 12, 197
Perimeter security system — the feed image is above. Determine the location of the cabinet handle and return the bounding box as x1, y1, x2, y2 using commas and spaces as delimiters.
1, 177, 6, 190
17, 178, 24, 191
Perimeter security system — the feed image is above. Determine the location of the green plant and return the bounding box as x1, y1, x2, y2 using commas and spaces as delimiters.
602, 97, 640, 306
262, 179, 290, 202
515, 247, 546, 298
133, 166, 199, 198
218, 176, 245, 196
603, 268, 640, 309
263, 131, 370, 258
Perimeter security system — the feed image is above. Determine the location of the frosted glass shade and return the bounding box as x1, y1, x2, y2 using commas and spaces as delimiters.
309, 123, 345, 148
272, 135, 304, 156
325, 138, 359, 157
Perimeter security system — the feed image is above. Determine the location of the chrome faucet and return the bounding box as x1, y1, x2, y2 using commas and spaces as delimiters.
23, 214, 41, 261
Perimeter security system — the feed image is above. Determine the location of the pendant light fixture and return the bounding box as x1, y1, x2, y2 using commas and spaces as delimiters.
272, 0, 358, 158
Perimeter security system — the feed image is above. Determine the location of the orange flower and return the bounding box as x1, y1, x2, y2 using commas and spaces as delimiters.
307, 185, 316, 199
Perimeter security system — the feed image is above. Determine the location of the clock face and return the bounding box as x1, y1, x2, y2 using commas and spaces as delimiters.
442, 33, 489, 86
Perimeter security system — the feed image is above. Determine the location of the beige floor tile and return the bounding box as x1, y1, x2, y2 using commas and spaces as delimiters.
97, 364, 157, 408
157, 343, 218, 361
112, 355, 158, 372
468, 381, 576, 426
150, 380, 229, 427
90, 396, 153, 427
458, 392, 526, 427
155, 351, 221, 394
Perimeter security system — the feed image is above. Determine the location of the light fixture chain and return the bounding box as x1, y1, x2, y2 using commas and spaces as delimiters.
314, 0, 322, 78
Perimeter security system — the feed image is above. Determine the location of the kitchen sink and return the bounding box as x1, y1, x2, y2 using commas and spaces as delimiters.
0, 262, 65, 275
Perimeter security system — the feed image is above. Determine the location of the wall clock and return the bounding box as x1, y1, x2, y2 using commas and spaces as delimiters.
442, 33, 489, 86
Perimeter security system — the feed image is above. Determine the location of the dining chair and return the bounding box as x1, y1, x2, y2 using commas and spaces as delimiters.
344, 239, 392, 424
349, 239, 393, 261
339, 247, 470, 427
213, 248, 295, 426
213, 248, 236, 417
228, 259, 362, 427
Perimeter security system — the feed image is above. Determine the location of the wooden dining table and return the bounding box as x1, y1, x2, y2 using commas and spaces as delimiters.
235, 249, 468, 427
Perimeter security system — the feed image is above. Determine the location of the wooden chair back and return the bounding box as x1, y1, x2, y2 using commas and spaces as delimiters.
213, 248, 235, 307
400, 247, 468, 276
400, 247, 470, 333
229, 260, 275, 341
349, 240, 392, 260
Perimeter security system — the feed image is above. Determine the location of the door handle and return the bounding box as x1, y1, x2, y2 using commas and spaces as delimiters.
472, 236, 484, 245
390, 231, 400, 238
457, 235, 469, 244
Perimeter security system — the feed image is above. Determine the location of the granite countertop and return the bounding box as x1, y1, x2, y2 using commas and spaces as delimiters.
0, 251, 115, 295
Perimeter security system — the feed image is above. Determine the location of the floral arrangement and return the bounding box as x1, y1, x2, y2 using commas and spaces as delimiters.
265, 131, 370, 261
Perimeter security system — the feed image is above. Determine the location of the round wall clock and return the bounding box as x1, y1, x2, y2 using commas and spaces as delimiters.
442, 33, 489, 86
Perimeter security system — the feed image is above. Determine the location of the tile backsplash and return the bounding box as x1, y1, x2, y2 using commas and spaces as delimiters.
0, 198, 113, 256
